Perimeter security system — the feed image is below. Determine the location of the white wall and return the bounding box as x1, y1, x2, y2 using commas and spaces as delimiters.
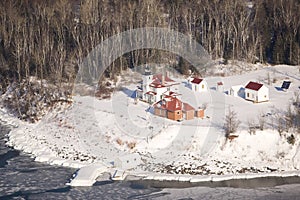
245, 89, 257, 101
155, 87, 168, 102
257, 86, 269, 102
191, 81, 208, 92
245, 86, 269, 102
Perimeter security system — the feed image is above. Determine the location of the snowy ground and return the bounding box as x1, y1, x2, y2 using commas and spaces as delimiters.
3, 63, 300, 181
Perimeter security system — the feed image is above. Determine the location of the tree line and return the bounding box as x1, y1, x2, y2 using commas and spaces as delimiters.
0, 0, 300, 84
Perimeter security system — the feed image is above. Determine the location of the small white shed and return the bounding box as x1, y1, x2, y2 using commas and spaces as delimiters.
245, 81, 269, 103
189, 77, 208, 92
229, 85, 244, 97
113, 153, 142, 170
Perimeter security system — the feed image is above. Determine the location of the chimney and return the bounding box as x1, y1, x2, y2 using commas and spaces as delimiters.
162, 73, 165, 85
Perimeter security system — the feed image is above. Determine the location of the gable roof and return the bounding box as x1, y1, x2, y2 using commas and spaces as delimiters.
245, 81, 263, 91
149, 74, 178, 88
154, 97, 182, 112
182, 102, 195, 111
153, 74, 175, 83
163, 91, 181, 97
191, 78, 203, 84
154, 97, 195, 112
145, 91, 157, 96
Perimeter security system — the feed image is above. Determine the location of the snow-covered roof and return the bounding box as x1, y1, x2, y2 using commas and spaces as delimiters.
230, 85, 243, 91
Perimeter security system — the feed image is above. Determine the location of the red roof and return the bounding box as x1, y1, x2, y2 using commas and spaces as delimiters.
154, 97, 182, 112
149, 74, 178, 88
191, 78, 203, 84
217, 82, 223, 85
154, 97, 195, 112
150, 82, 165, 88
145, 91, 157, 95
182, 102, 195, 111
245, 81, 263, 91
153, 74, 175, 83
163, 91, 181, 97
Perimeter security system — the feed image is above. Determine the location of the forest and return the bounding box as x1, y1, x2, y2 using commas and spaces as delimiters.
0, 0, 299, 121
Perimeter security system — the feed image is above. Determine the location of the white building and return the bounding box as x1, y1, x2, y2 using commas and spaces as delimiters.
230, 85, 244, 97
136, 70, 179, 104
245, 81, 269, 103
189, 77, 208, 92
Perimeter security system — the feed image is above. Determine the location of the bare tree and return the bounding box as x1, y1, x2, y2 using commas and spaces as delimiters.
285, 104, 294, 132
258, 112, 266, 131
247, 118, 256, 135
224, 107, 240, 137
276, 115, 285, 136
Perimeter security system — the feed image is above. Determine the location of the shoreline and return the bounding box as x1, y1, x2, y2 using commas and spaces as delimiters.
2, 121, 300, 190
126, 175, 300, 189
129, 169, 300, 184
2, 109, 300, 187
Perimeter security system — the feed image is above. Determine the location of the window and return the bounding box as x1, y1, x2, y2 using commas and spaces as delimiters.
202, 84, 204, 89
177, 111, 180, 115
247, 93, 249, 97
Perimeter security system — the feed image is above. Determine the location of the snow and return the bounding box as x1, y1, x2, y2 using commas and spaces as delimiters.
68, 162, 109, 186
135, 125, 180, 153
2, 64, 300, 185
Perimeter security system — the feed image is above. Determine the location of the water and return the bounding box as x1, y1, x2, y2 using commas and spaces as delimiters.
1, 124, 300, 199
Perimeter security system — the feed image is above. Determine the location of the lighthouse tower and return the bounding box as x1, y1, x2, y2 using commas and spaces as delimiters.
142, 67, 153, 100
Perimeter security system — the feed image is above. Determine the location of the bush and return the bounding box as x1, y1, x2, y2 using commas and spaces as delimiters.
127, 141, 136, 149
116, 138, 123, 146
287, 134, 295, 145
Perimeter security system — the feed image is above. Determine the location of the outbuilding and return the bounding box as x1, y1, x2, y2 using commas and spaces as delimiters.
229, 85, 244, 97
154, 96, 183, 121
189, 77, 208, 92
182, 102, 195, 120
245, 81, 269, 103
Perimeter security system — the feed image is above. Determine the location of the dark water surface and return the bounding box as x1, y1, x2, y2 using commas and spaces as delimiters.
1, 123, 300, 199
